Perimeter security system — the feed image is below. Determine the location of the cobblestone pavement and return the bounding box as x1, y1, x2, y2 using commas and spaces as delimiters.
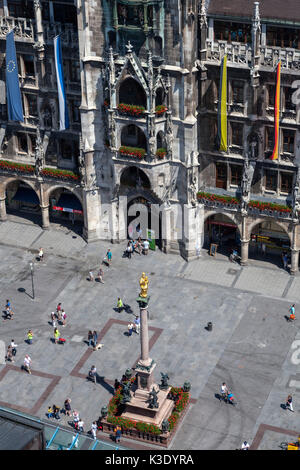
0, 218, 299, 450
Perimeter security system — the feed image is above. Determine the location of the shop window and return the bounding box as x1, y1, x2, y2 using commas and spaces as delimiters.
60, 139, 73, 159
231, 123, 243, 147
17, 133, 28, 153
282, 130, 295, 154
8, 0, 34, 18
280, 172, 293, 193
265, 127, 274, 152
230, 165, 242, 186
284, 88, 295, 111
214, 20, 251, 43
25, 94, 37, 116
264, 170, 277, 191
268, 85, 275, 108
232, 81, 244, 104
23, 55, 35, 76
216, 162, 227, 189
266, 26, 300, 49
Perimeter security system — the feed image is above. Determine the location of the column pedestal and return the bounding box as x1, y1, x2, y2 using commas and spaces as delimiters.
290, 249, 299, 276
240, 239, 249, 266
0, 196, 7, 222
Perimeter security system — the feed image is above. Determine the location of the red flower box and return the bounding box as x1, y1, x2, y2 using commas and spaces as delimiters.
155, 105, 168, 115
118, 103, 145, 117
119, 146, 146, 159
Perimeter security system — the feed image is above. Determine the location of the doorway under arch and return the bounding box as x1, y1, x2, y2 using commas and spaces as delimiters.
49, 187, 83, 232
204, 213, 240, 255
249, 220, 291, 268
5, 180, 41, 225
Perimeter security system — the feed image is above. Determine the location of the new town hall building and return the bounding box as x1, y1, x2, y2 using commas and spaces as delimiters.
0, 0, 300, 272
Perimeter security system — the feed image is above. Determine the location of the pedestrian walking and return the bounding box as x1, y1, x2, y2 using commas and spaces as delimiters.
5, 299, 13, 319
64, 398, 72, 417
97, 268, 104, 284
53, 404, 61, 420
56, 303, 62, 316
11, 339, 17, 357
27, 330, 33, 344
88, 270, 94, 281
134, 315, 140, 334
88, 365, 97, 384
220, 382, 228, 401
286, 394, 294, 412
241, 441, 250, 450
282, 252, 288, 270
289, 304, 296, 322
47, 406, 54, 419
106, 249, 112, 266
6, 345, 14, 362
93, 330, 98, 348
126, 242, 132, 259
54, 328, 60, 344
143, 239, 149, 255
39, 247, 44, 261
62, 310, 67, 327
51, 312, 56, 328
127, 323, 134, 337
91, 421, 97, 440
23, 355, 32, 374
117, 297, 124, 313
78, 419, 84, 433
115, 425, 122, 443
73, 410, 80, 429
88, 330, 93, 347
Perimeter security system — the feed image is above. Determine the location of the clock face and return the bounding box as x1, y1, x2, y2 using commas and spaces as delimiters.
7, 60, 16, 73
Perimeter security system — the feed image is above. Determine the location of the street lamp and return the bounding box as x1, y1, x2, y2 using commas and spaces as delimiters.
29, 262, 35, 300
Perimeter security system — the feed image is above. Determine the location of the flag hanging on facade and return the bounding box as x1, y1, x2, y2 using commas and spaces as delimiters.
54, 35, 69, 130
5, 30, 24, 122
271, 61, 281, 160
217, 55, 227, 152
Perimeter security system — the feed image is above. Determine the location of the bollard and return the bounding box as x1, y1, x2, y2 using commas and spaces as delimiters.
207, 322, 213, 331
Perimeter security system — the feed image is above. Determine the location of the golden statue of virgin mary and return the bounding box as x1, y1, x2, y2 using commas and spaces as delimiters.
139, 272, 149, 298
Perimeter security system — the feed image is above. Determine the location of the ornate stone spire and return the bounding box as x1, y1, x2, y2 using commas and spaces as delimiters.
125, 41, 133, 54
252, 1, 261, 32
199, 0, 207, 28
108, 46, 115, 83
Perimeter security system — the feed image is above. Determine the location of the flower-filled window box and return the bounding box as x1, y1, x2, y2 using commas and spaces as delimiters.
41, 168, 79, 181
0, 160, 35, 174
119, 146, 146, 159
117, 103, 145, 117
197, 192, 240, 206
248, 200, 291, 214
156, 147, 167, 159
155, 105, 167, 116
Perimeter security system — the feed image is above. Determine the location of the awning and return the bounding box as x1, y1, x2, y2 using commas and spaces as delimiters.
12, 187, 39, 205
52, 193, 83, 215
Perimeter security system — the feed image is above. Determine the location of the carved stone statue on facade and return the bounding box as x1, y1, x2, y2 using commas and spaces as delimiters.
241, 154, 255, 215
148, 387, 159, 409
34, 126, 44, 177
292, 170, 300, 221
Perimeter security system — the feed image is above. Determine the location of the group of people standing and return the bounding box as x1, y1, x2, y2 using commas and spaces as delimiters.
126, 238, 149, 258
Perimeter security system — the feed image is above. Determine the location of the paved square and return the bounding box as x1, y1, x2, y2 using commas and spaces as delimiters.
0, 219, 300, 450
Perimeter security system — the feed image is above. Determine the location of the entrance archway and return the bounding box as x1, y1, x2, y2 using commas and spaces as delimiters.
249, 220, 291, 268
5, 180, 41, 225
204, 213, 240, 255
49, 187, 83, 232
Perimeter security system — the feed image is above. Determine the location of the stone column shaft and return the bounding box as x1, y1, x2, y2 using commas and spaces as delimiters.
290, 249, 299, 276
140, 306, 151, 366
240, 239, 249, 266
0, 196, 7, 221
41, 204, 50, 229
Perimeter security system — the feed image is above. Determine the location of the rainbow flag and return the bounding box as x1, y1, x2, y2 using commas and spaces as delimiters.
271, 62, 281, 160
217, 55, 228, 152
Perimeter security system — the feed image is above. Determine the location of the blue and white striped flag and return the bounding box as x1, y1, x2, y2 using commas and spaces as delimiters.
54, 35, 69, 130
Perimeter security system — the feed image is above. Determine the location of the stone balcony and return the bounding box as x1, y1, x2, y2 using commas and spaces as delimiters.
205, 40, 252, 67
204, 39, 300, 72
42, 21, 78, 48
0, 16, 34, 42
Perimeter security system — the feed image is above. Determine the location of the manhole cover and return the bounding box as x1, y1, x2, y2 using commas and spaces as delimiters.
227, 269, 238, 275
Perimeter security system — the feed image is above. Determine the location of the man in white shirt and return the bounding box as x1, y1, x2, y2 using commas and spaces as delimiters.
78, 419, 84, 432
91, 421, 97, 440
143, 239, 150, 255
220, 382, 228, 399
24, 355, 32, 374
241, 441, 250, 450
11, 339, 17, 357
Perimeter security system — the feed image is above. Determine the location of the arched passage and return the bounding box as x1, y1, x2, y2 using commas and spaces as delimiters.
121, 124, 147, 150
120, 166, 150, 189
204, 212, 241, 255
48, 187, 83, 231
249, 219, 291, 268
118, 77, 147, 108
5, 179, 41, 225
